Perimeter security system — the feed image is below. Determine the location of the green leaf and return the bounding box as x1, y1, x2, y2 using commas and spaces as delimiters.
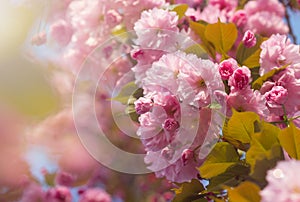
223, 110, 260, 150
44, 172, 56, 186
199, 142, 240, 179
246, 122, 283, 187
184, 44, 209, 59
111, 81, 139, 104
207, 102, 222, 110
227, 181, 261, 202
169, 4, 189, 19
173, 179, 205, 202
189, 20, 216, 58
207, 163, 250, 191
278, 122, 300, 159
252, 64, 289, 90
236, 35, 266, 68
249, 144, 283, 187
204, 20, 238, 54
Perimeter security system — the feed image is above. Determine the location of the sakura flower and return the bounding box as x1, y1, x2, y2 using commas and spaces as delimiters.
134, 8, 179, 49
45, 186, 72, 202
226, 88, 269, 118
79, 188, 111, 202
228, 66, 252, 91
244, 0, 288, 36
260, 69, 300, 116
242, 30, 256, 48
244, 0, 285, 17
265, 85, 288, 113
245, 11, 289, 37
259, 34, 300, 76
198, 5, 227, 23
137, 51, 224, 182
134, 97, 153, 114
49, 19, 73, 46
55, 171, 76, 187
105, 9, 122, 27
209, 0, 238, 11
218, 58, 239, 80
261, 160, 300, 202
230, 10, 247, 28
20, 184, 45, 202
137, 94, 179, 152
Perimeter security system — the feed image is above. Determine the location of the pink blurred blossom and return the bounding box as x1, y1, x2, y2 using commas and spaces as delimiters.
31, 31, 47, 46
79, 188, 111, 202
230, 10, 247, 28
45, 186, 72, 202
209, 0, 238, 11
244, 0, 285, 17
261, 160, 300, 202
49, 19, 73, 46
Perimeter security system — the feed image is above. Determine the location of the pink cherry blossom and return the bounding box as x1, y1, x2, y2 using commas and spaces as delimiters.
20, 184, 45, 202
261, 160, 300, 202
244, 0, 285, 17
260, 69, 300, 116
228, 66, 252, 91
218, 58, 239, 80
198, 5, 228, 23
230, 10, 247, 28
259, 34, 300, 76
242, 30, 256, 48
79, 188, 111, 202
134, 8, 179, 49
55, 171, 76, 187
105, 9, 122, 27
134, 97, 153, 114
209, 0, 238, 11
45, 186, 72, 202
49, 19, 73, 46
226, 88, 269, 118
265, 85, 288, 112
246, 12, 288, 37
137, 105, 172, 151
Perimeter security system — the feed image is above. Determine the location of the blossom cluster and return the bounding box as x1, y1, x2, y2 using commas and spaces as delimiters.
3, 0, 300, 201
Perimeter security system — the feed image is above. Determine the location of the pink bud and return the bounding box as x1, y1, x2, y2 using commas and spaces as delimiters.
163, 118, 180, 132
218, 58, 238, 80
161, 147, 174, 160
31, 31, 47, 46
163, 95, 180, 115
131, 48, 144, 60
265, 86, 288, 106
46, 186, 72, 202
181, 149, 194, 166
243, 30, 256, 48
228, 66, 251, 90
230, 10, 247, 27
134, 97, 153, 114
